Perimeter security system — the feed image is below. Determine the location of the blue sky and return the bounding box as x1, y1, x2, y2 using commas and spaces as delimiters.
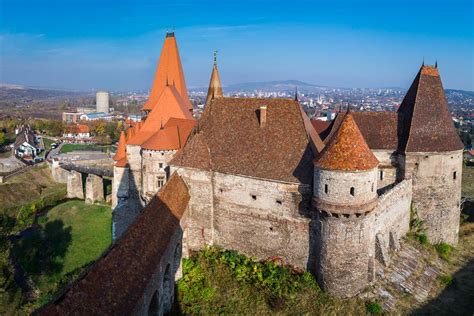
0, 0, 473, 91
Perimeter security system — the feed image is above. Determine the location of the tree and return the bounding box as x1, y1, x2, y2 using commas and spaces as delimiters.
0, 132, 5, 146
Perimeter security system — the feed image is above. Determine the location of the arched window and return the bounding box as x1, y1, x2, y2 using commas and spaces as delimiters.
147, 290, 159, 316
173, 243, 181, 274
350, 187, 355, 196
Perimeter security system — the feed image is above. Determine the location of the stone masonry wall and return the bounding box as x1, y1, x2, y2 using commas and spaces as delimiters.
142, 149, 176, 203
315, 210, 375, 297
314, 168, 378, 205
373, 179, 412, 265
112, 166, 129, 209
173, 167, 313, 269
85, 174, 104, 204
372, 150, 399, 189
401, 150, 463, 245
67, 170, 84, 199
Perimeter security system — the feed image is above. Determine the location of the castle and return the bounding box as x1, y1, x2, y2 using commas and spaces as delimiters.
41, 33, 463, 315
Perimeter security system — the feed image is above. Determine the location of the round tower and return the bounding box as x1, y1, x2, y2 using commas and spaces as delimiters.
96, 91, 109, 113
313, 113, 379, 297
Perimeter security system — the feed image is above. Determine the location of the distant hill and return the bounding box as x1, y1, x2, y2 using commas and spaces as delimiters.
225, 80, 326, 92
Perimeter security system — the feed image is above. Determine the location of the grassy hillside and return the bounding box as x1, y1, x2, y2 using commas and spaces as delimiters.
0, 164, 66, 213
12, 200, 112, 311
174, 247, 367, 314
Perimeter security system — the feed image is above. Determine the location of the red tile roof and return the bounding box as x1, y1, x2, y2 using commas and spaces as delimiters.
129, 85, 194, 146
141, 118, 196, 151
398, 65, 464, 152
142, 32, 192, 112
310, 119, 331, 135
314, 113, 379, 171
171, 97, 323, 184
38, 173, 190, 315
113, 131, 127, 161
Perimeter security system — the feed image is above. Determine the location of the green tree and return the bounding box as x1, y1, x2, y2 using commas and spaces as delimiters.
0, 132, 5, 146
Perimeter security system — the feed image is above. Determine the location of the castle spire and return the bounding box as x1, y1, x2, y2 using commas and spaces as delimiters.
113, 131, 127, 161
294, 87, 298, 101
142, 32, 192, 112
205, 50, 223, 107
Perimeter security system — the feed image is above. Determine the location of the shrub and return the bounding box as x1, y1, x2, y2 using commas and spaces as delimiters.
417, 233, 429, 246
438, 275, 453, 287
366, 301, 383, 314
435, 243, 453, 261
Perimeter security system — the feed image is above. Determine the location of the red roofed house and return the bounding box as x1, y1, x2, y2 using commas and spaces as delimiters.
63, 124, 91, 142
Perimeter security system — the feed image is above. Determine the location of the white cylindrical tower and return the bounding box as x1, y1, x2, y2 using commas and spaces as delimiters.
96, 91, 109, 113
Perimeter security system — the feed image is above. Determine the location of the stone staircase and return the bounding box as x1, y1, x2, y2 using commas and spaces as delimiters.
362, 241, 446, 312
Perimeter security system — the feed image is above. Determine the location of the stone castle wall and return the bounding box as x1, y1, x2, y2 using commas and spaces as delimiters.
372, 150, 399, 189
142, 149, 176, 203
174, 166, 313, 269
401, 150, 463, 245
314, 168, 378, 205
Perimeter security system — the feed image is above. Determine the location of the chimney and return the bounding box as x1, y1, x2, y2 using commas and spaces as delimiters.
260, 105, 267, 127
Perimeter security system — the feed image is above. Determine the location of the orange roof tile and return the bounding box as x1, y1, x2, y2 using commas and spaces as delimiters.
314, 113, 378, 171
115, 156, 129, 168
126, 127, 135, 143
141, 118, 196, 151
113, 131, 127, 161
129, 85, 194, 145
142, 32, 192, 112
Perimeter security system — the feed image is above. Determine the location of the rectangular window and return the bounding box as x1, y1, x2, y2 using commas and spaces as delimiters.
157, 176, 165, 188
159, 163, 163, 169
324, 184, 328, 194
380, 170, 384, 180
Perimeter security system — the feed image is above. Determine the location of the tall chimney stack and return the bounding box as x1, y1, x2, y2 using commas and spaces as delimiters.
260, 105, 267, 127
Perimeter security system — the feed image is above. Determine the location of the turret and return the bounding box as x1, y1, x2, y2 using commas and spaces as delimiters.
397, 64, 464, 245
313, 113, 379, 297
205, 50, 223, 107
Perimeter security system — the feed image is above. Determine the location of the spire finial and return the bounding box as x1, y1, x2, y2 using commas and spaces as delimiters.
294, 87, 298, 102
213, 50, 218, 66
346, 103, 351, 113
435, 59, 438, 68
422, 57, 425, 67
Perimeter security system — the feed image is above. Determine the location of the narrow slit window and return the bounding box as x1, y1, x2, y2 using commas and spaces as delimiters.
276, 200, 282, 205
380, 170, 384, 180
251, 194, 257, 200
324, 184, 328, 194
453, 171, 457, 180
350, 187, 355, 196
371, 183, 374, 192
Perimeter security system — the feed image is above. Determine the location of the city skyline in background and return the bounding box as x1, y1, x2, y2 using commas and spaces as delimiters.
0, 0, 473, 91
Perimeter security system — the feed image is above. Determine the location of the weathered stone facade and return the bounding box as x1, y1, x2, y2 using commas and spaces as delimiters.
400, 150, 463, 245
67, 170, 84, 199
85, 174, 104, 204
141, 149, 176, 203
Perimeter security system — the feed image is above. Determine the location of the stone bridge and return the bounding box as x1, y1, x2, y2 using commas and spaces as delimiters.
52, 160, 114, 204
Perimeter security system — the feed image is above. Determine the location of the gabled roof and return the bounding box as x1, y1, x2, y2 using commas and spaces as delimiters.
38, 173, 190, 315
397, 65, 463, 152
205, 64, 223, 106
129, 85, 194, 145
142, 32, 192, 112
314, 113, 379, 171
141, 118, 196, 151
310, 119, 331, 135
171, 97, 323, 184
113, 131, 127, 161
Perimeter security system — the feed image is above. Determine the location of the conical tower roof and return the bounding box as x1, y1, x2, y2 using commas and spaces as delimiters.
126, 126, 135, 143
314, 113, 378, 171
129, 85, 194, 145
113, 131, 127, 161
397, 65, 463, 152
142, 32, 192, 112
205, 54, 223, 106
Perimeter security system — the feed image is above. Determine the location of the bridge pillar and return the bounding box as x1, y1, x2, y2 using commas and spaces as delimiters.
67, 170, 84, 199
85, 174, 104, 204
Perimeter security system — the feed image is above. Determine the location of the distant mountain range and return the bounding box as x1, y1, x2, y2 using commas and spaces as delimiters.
224, 80, 326, 92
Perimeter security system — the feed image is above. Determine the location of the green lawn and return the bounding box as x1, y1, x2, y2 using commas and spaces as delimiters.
12, 200, 112, 296
60, 144, 113, 154
42, 137, 55, 151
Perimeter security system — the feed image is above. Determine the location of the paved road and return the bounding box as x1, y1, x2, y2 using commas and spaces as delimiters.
46, 143, 63, 160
